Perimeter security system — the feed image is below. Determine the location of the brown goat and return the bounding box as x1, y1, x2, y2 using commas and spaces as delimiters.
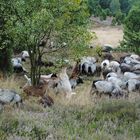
70, 60, 80, 79
23, 77, 59, 97
23, 85, 46, 97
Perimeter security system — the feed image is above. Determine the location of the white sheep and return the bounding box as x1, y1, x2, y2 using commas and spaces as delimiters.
109, 61, 120, 73
124, 72, 140, 80
0, 89, 22, 107
21, 51, 29, 59
101, 59, 110, 69
127, 79, 140, 92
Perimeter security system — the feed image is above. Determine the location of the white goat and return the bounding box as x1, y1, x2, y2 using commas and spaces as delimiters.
56, 67, 76, 98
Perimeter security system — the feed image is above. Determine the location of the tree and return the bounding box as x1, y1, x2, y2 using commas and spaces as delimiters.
0, 1, 13, 76
123, 6, 140, 53
99, 0, 111, 9
110, 0, 121, 15
3, 0, 90, 85
119, 0, 131, 14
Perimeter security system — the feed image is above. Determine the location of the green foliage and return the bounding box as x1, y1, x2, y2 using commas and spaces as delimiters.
88, 0, 140, 25
0, 99, 140, 139
110, 0, 121, 15
0, 1, 13, 75
0, 47, 13, 75
121, 6, 140, 54
1, 0, 91, 85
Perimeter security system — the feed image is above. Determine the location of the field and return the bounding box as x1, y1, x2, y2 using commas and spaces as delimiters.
90, 17, 124, 48
0, 21, 140, 140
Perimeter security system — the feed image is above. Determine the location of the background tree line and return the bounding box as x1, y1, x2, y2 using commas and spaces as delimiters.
88, 0, 140, 25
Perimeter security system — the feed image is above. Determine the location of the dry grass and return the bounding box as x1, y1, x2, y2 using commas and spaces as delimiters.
89, 19, 124, 48
0, 77, 140, 140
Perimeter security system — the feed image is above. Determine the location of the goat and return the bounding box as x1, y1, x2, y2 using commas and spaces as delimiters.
70, 77, 83, 89
69, 61, 83, 89
23, 82, 48, 97
23, 77, 58, 97
55, 67, 76, 97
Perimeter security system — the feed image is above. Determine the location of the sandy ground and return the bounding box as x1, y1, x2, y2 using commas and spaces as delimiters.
90, 17, 124, 48
92, 26, 123, 47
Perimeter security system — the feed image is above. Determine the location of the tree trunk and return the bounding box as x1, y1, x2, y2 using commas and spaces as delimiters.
29, 46, 41, 86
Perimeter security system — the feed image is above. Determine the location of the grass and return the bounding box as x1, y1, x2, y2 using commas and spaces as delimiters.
0, 77, 140, 140
0, 41, 139, 139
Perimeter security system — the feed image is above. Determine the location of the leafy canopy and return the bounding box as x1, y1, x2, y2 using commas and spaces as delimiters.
1, 0, 91, 85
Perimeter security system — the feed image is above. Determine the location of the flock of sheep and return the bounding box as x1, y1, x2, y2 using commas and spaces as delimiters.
0, 48, 140, 108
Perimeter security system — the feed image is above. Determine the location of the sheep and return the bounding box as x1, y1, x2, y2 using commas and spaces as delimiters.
109, 61, 120, 73
90, 80, 126, 98
124, 72, 140, 80
126, 79, 140, 92
80, 56, 97, 75
102, 44, 113, 53
55, 67, 76, 98
120, 54, 131, 63
124, 56, 140, 65
101, 59, 110, 69
21, 51, 29, 59
130, 54, 140, 60
120, 63, 132, 73
102, 67, 113, 79
11, 58, 27, 73
102, 52, 114, 60
106, 72, 118, 78
90, 80, 114, 97
133, 70, 140, 75
107, 76, 127, 89
0, 89, 22, 107
133, 64, 140, 71
88, 64, 96, 75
